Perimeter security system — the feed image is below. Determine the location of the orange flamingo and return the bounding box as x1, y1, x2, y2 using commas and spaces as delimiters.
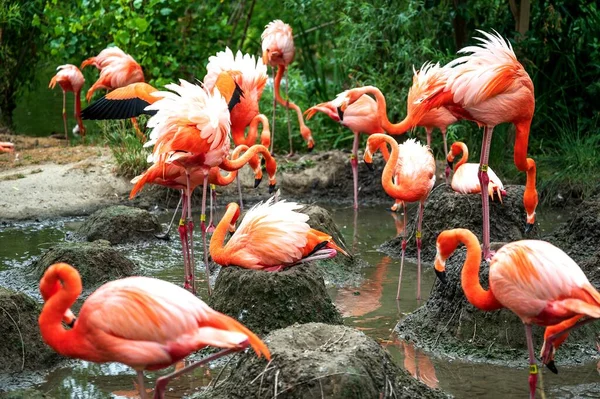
0, 142, 15, 154
337, 63, 457, 183
204, 47, 271, 209
48, 64, 86, 140
39, 262, 270, 399
261, 20, 313, 154
363, 134, 435, 300
434, 228, 600, 399
447, 141, 506, 200
210, 196, 348, 271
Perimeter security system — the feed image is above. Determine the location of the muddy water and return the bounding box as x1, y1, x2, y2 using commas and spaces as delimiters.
0, 205, 597, 398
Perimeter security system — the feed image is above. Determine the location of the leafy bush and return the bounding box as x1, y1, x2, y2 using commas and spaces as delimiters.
99, 119, 150, 178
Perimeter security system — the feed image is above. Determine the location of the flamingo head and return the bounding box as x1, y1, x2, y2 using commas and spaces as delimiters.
300, 126, 314, 151
225, 202, 241, 232
434, 230, 463, 284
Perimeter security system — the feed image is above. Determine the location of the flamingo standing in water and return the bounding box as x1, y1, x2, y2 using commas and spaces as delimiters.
210, 195, 348, 271
204, 47, 271, 210
48, 65, 86, 140
363, 134, 435, 300
336, 63, 457, 183
447, 141, 506, 200
39, 263, 270, 399
434, 228, 600, 399
261, 20, 314, 154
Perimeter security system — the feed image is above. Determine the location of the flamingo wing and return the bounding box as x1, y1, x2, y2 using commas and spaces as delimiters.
81, 83, 158, 120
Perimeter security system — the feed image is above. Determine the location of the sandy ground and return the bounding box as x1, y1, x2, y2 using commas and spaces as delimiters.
0, 138, 131, 220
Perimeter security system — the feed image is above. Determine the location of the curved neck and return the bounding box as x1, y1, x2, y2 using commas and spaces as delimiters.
370, 134, 406, 199
513, 119, 531, 172
38, 264, 83, 358
356, 86, 412, 134
247, 114, 271, 148
452, 230, 503, 311
274, 66, 310, 133
219, 144, 271, 172
525, 158, 536, 190
454, 142, 468, 170
209, 204, 240, 265
523, 157, 538, 220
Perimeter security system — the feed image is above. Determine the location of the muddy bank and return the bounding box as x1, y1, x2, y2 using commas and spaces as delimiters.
198, 322, 450, 399
0, 287, 61, 374
396, 248, 599, 367
77, 205, 161, 244
209, 264, 342, 336
381, 185, 537, 263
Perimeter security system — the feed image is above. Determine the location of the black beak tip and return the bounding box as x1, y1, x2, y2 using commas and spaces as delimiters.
365, 161, 374, 172
447, 160, 453, 170
336, 106, 344, 121
308, 146, 314, 153
435, 270, 447, 284
67, 318, 76, 328
254, 178, 262, 189
525, 223, 534, 234
546, 360, 558, 374
269, 184, 276, 194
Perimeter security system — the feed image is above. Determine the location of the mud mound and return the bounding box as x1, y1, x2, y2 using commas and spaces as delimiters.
396, 248, 599, 366
381, 185, 537, 263
30, 241, 137, 288
198, 322, 449, 399
0, 287, 61, 373
208, 264, 342, 336
77, 205, 161, 244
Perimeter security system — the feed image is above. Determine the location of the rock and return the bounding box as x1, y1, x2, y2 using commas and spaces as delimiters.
30, 241, 137, 289
208, 264, 342, 336
77, 205, 161, 244
197, 323, 450, 399
381, 185, 536, 263
396, 248, 599, 366
0, 287, 61, 373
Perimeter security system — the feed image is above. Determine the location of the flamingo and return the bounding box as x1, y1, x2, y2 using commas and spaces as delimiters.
434, 228, 600, 399
261, 20, 314, 155
305, 93, 391, 209
48, 65, 86, 140
363, 134, 435, 300
0, 142, 15, 154
447, 141, 506, 200
204, 47, 271, 210
336, 63, 457, 183
39, 262, 270, 399
210, 195, 348, 271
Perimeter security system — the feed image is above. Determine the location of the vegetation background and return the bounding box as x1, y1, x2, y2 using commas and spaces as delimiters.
1, 0, 598, 202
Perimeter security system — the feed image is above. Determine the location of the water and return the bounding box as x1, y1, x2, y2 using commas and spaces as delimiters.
0, 205, 597, 398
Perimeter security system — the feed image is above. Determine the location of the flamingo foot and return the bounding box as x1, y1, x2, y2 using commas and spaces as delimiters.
286, 151, 294, 158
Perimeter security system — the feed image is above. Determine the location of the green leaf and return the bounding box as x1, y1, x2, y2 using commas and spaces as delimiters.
160, 8, 172, 16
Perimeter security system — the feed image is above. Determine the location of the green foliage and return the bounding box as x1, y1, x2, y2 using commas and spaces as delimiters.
99, 119, 150, 178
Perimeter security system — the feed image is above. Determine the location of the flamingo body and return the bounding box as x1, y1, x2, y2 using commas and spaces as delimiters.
261, 20, 295, 67
81, 82, 158, 120
49, 64, 86, 138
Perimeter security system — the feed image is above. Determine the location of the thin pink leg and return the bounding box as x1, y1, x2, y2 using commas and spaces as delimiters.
207, 184, 216, 233
525, 324, 538, 399
185, 172, 196, 294
351, 131, 359, 210
396, 202, 407, 300
236, 175, 244, 211
137, 371, 148, 399
62, 91, 68, 141
425, 128, 432, 147
153, 345, 246, 399
416, 200, 425, 300
200, 174, 212, 296
352, 208, 359, 253
178, 194, 192, 291
285, 68, 293, 156
269, 67, 276, 154
478, 126, 494, 261
442, 128, 450, 185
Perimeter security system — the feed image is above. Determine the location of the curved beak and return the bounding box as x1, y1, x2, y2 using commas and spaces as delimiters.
525, 223, 534, 234
435, 269, 447, 284
545, 360, 558, 374
254, 177, 262, 189
268, 183, 277, 194
336, 106, 344, 121
447, 159, 453, 171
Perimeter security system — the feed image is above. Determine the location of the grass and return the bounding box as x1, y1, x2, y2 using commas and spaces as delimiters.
98, 118, 150, 178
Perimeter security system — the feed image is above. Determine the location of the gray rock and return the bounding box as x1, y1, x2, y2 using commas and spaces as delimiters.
208, 264, 342, 336
77, 205, 161, 244
197, 322, 450, 399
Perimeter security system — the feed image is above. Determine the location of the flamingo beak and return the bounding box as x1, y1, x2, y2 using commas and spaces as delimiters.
254, 177, 262, 188
364, 160, 374, 171
268, 183, 277, 194
228, 223, 236, 233
546, 360, 558, 374
525, 223, 534, 234
435, 269, 447, 284
447, 159, 453, 171
336, 106, 344, 121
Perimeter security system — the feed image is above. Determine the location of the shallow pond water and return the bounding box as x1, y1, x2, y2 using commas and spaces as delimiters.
0, 204, 597, 398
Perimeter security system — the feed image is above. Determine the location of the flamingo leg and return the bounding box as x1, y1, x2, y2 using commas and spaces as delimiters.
153, 345, 245, 399
396, 201, 407, 300
236, 175, 244, 211
270, 67, 276, 154
540, 316, 596, 370
525, 324, 538, 399
425, 127, 432, 148
131, 117, 147, 142
62, 90, 68, 141
155, 195, 182, 240
441, 128, 450, 185
179, 192, 192, 292
351, 131, 359, 210
207, 184, 216, 233
185, 172, 196, 295
416, 200, 425, 300
352, 207, 359, 253
285, 68, 293, 156
200, 174, 212, 296
478, 126, 494, 261
137, 371, 148, 399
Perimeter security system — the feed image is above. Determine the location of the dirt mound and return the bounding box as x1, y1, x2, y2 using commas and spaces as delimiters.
0, 287, 61, 373
208, 264, 342, 336
77, 205, 161, 244
198, 322, 449, 399
30, 241, 137, 289
381, 185, 537, 263
396, 248, 599, 366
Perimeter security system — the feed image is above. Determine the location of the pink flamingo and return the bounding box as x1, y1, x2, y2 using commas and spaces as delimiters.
48, 65, 86, 139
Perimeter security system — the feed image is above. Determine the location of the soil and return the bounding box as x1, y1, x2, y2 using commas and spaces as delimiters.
29, 240, 138, 289
396, 248, 600, 367
0, 287, 61, 373
197, 323, 450, 399
76, 205, 161, 244
381, 184, 538, 263
208, 264, 342, 336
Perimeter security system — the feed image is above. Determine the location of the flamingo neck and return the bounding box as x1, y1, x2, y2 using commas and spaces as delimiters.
513, 119, 531, 172
273, 66, 312, 143
248, 114, 270, 148
452, 230, 503, 311
524, 157, 538, 221
375, 135, 406, 199
359, 86, 412, 135
219, 145, 270, 172
209, 204, 239, 265
455, 143, 468, 170
38, 264, 84, 358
